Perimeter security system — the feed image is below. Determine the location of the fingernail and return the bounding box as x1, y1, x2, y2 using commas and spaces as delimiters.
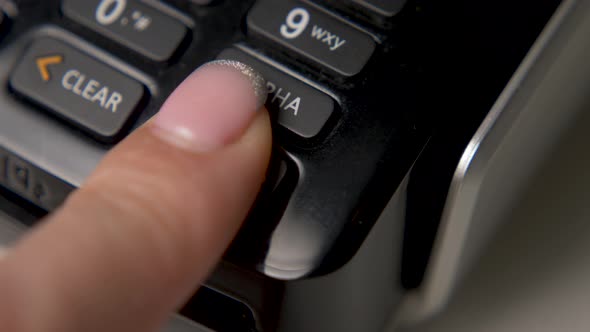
150, 60, 267, 152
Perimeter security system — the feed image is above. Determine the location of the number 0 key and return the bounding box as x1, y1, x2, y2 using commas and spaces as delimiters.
247, 0, 376, 77
62, 0, 187, 62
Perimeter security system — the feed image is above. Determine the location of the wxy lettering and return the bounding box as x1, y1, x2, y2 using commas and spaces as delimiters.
311, 25, 347, 51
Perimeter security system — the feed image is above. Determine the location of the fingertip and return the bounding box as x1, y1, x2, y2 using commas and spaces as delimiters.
149, 60, 268, 153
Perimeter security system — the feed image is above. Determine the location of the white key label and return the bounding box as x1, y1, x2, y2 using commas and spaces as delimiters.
280, 7, 347, 52
280, 7, 310, 39
61, 69, 124, 113
95, 0, 127, 25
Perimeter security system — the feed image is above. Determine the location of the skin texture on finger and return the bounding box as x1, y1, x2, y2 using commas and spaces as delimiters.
0, 63, 272, 332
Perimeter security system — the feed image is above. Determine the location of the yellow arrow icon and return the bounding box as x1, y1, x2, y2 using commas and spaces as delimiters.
36, 55, 64, 82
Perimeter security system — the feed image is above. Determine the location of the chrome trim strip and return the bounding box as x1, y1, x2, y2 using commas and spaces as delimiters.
397, 0, 590, 324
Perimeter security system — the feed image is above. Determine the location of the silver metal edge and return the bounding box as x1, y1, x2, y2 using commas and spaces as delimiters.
395, 0, 588, 324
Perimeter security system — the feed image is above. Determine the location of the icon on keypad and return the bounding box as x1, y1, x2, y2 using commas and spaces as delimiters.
35, 55, 63, 82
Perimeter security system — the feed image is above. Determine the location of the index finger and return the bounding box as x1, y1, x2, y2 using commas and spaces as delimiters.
0, 61, 271, 332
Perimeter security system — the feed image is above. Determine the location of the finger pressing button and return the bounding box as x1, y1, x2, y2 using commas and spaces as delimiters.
218, 48, 335, 139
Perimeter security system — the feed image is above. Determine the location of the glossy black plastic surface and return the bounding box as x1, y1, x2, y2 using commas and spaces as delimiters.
0, 0, 427, 280
0, 0, 564, 330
